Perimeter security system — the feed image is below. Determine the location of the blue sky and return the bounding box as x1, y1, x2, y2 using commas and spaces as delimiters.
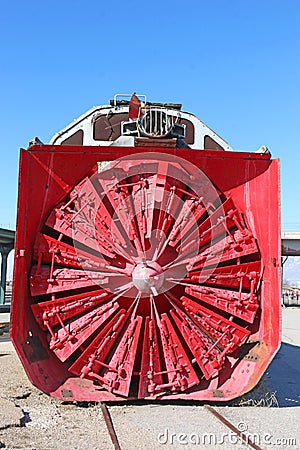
0, 0, 300, 266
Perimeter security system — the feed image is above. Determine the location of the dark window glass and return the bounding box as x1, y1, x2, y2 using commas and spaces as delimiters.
178, 118, 194, 145
204, 135, 225, 151
61, 129, 84, 146
93, 113, 128, 141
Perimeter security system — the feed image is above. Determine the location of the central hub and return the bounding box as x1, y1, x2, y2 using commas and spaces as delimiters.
132, 262, 164, 295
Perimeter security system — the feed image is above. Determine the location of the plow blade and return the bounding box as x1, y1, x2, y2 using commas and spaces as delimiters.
11, 145, 281, 401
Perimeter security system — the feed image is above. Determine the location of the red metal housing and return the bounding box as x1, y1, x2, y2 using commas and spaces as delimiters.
11, 144, 281, 402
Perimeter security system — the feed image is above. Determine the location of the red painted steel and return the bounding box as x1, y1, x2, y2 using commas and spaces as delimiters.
11, 145, 281, 401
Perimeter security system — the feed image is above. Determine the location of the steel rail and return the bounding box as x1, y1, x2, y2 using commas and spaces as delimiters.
101, 403, 122, 450
204, 405, 263, 450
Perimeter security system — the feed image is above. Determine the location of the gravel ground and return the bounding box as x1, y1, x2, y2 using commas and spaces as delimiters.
0, 342, 114, 450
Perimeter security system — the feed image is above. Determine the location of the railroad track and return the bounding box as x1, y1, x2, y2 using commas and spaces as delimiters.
101, 403, 122, 450
204, 405, 262, 450
100, 403, 263, 450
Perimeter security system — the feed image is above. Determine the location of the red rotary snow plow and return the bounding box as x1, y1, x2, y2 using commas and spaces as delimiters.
11, 95, 281, 402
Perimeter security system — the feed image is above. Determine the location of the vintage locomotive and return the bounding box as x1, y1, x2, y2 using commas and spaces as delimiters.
11, 94, 281, 401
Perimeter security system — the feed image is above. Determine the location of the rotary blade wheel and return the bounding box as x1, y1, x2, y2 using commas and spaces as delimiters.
30, 157, 261, 399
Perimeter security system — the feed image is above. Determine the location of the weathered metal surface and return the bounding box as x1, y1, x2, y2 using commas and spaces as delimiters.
11, 144, 281, 401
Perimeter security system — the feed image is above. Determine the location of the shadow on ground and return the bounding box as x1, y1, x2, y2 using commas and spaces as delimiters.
260, 342, 300, 407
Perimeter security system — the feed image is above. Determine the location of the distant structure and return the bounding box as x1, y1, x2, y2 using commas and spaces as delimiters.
281, 231, 300, 256
0, 228, 15, 304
